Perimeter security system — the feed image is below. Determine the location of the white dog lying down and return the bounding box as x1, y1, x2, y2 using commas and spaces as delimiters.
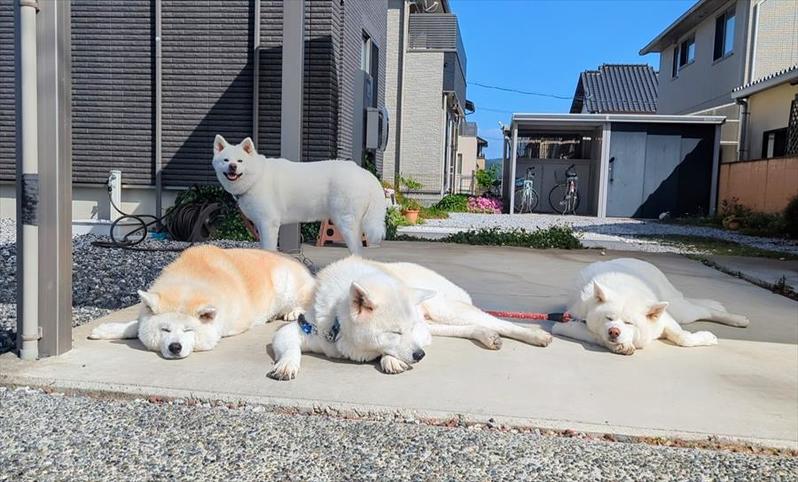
268, 256, 552, 380
552, 258, 750, 355
212, 135, 386, 255
89, 245, 314, 359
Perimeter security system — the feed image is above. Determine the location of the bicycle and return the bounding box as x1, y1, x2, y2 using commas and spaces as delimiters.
548, 163, 580, 215
514, 167, 539, 213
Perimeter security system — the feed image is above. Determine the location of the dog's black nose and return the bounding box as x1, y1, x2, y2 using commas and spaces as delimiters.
168, 342, 182, 355
412, 349, 425, 362
228, 163, 238, 172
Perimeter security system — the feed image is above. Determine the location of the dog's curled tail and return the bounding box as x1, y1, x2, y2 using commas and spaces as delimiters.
362, 189, 387, 245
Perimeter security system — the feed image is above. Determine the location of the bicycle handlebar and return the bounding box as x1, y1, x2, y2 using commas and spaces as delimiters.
565, 164, 577, 177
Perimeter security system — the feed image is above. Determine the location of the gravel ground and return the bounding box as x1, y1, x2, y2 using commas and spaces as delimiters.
1, 388, 796, 481
408, 213, 798, 255
0, 218, 261, 353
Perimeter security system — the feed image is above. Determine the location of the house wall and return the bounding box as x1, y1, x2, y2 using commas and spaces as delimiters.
382, 0, 406, 185
750, 0, 798, 80
656, 0, 750, 115
0, 0, 388, 221
400, 50, 445, 195
745, 82, 798, 160
718, 156, 798, 212
455, 134, 478, 193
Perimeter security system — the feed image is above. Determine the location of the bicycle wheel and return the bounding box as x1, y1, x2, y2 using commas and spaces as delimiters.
564, 190, 581, 215
514, 187, 539, 213
548, 184, 568, 214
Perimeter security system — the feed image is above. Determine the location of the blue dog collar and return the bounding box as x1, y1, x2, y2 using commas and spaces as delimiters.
297, 314, 341, 343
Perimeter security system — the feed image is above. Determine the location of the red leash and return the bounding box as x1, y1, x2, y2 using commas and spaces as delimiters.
485, 310, 572, 322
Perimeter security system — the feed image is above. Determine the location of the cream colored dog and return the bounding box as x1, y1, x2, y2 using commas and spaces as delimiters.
89, 245, 314, 359
268, 256, 552, 380
553, 258, 750, 355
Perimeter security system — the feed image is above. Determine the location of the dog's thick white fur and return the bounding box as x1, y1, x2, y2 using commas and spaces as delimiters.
212, 135, 386, 254
268, 256, 552, 380
552, 258, 750, 355
89, 246, 314, 359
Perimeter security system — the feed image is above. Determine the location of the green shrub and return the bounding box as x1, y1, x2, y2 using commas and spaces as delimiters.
784, 195, 798, 239
474, 165, 499, 190
385, 206, 410, 240
301, 222, 321, 243
171, 185, 254, 241
433, 193, 469, 212
442, 226, 582, 249
739, 212, 785, 237
419, 206, 449, 220
400, 175, 423, 191
401, 197, 422, 211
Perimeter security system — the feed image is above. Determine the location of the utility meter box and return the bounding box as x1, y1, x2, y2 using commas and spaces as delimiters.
365, 106, 389, 152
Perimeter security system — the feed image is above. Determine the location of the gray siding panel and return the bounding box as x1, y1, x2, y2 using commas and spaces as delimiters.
161, 0, 254, 186
71, 0, 154, 185
0, 0, 14, 181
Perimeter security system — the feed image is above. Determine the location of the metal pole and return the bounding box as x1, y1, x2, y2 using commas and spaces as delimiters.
597, 123, 612, 218
509, 124, 518, 214
277, 0, 303, 253
35, 0, 72, 356
392, 0, 408, 190
709, 123, 722, 217
154, 0, 162, 222
15, 0, 40, 360
252, 0, 261, 148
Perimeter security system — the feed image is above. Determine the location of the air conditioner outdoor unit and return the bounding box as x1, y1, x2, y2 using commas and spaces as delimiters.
365, 106, 389, 152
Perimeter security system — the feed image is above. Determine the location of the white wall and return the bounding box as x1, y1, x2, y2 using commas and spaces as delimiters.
400, 50, 445, 194
746, 82, 798, 160
0, 183, 179, 222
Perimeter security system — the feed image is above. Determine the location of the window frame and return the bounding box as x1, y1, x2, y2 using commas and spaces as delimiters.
678, 35, 696, 69
762, 127, 788, 159
713, 7, 736, 61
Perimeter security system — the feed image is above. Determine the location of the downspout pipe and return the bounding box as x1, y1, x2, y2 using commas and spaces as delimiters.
252, 0, 261, 148
736, 98, 749, 161
154, 0, 162, 224
16, 0, 40, 360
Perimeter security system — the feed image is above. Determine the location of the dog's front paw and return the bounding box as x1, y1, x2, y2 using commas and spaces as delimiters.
474, 328, 502, 350
88, 324, 116, 340
609, 343, 636, 356
282, 308, 304, 321
522, 327, 553, 347
380, 355, 409, 374
694, 331, 718, 346
267, 359, 300, 381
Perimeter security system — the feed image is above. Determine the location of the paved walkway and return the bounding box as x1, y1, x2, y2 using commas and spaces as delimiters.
1, 244, 796, 448
707, 255, 798, 294
399, 213, 798, 255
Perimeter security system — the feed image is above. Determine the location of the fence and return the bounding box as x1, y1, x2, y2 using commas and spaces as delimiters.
718, 156, 798, 213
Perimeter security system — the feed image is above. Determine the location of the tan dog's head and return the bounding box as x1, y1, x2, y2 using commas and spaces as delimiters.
211, 135, 263, 195
338, 272, 435, 365
585, 282, 668, 355
136, 290, 222, 359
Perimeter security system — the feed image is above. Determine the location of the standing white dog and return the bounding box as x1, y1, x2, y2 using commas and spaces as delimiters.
212, 135, 386, 254
268, 256, 552, 380
89, 246, 314, 359
553, 258, 750, 355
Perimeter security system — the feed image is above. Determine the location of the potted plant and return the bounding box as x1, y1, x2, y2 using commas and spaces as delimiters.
401, 198, 422, 224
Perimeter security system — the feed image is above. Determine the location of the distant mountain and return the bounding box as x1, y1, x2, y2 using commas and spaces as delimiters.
485, 158, 503, 172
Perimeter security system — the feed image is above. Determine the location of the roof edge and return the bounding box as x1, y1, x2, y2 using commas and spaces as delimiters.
640, 0, 707, 55
510, 113, 726, 127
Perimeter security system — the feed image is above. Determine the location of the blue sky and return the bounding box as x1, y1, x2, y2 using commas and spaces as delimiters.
452, 0, 695, 159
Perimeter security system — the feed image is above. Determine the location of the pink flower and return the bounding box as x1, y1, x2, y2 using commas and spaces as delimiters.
467, 196, 501, 214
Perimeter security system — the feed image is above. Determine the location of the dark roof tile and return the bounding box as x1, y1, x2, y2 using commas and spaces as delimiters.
570, 64, 658, 114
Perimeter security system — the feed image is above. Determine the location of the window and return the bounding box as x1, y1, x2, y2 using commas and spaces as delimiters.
671, 46, 679, 78
361, 33, 372, 72
679, 36, 695, 67
762, 128, 788, 159
714, 8, 735, 60
457, 154, 463, 174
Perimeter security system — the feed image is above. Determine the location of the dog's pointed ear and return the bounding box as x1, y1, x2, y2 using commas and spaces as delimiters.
350, 281, 376, 318
240, 137, 256, 155
646, 302, 669, 321
593, 282, 609, 303
138, 290, 160, 313
196, 305, 217, 324
412, 288, 436, 305
214, 134, 228, 155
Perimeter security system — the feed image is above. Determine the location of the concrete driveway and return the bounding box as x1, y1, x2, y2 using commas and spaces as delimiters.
1, 242, 796, 448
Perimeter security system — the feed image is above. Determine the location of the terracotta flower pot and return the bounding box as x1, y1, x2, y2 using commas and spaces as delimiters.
403, 209, 420, 224
723, 216, 742, 231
